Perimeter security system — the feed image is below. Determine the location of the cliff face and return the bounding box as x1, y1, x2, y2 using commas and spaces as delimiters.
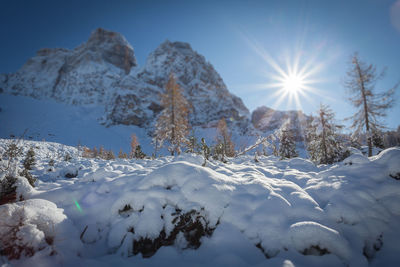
0, 28, 251, 133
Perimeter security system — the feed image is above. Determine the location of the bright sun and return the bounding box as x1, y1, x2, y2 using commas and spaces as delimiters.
282, 74, 304, 93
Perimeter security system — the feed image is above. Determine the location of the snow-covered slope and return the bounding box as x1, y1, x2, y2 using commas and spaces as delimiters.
0, 94, 253, 155
0, 28, 251, 133
1, 139, 400, 266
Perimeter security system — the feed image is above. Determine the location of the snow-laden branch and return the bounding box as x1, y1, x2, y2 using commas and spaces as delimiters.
236, 136, 269, 156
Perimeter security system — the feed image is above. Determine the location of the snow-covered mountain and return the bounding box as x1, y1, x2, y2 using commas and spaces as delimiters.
0, 28, 250, 132
0, 28, 136, 105
252, 106, 311, 141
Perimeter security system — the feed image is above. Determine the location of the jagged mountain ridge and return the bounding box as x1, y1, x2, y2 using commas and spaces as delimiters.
0, 28, 250, 133
252, 106, 312, 141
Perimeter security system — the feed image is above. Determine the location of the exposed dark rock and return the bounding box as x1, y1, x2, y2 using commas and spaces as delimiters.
363, 234, 383, 261
301, 245, 330, 256
64, 169, 78, 178
118, 204, 133, 218
132, 209, 216, 258
389, 172, 400, 180
255, 243, 280, 259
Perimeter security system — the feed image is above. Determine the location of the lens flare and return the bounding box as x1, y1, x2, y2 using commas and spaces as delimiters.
74, 200, 82, 213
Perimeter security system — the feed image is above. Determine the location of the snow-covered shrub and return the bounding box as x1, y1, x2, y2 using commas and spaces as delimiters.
64, 153, 72, 162
0, 175, 19, 205
61, 165, 78, 178
18, 169, 36, 187
0, 199, 80, 260
22, 147, 35, 171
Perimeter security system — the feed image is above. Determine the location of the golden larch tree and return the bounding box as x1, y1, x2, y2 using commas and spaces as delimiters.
154, 73, 190, 155
216, 118, 235, 157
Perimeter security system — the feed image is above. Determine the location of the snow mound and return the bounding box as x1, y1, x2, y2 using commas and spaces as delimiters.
343, 153, 369, 165
288, 221, 350, 261
371, 147, 400, 179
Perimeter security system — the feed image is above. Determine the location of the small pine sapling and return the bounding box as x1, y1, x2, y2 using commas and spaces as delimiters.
23, 147, 35, 170
64, 153, 72, 162
134, 145, 146, 159
186, 130, 200, 154
200, 138, 210, 167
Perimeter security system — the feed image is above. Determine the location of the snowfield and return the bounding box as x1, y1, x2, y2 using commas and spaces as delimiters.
1, 139, 400, 267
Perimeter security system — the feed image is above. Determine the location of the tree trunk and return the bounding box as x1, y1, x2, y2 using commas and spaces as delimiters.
355, 60, 372, 156
171, 88, 175, 156
320, 110, 328, 164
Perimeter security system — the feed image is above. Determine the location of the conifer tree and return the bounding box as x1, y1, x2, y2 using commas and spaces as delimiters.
105, 150, 115, 160
134, 145, 146, 159
216, 118, 235, 157
278, 122, 298, 159
154, 73, 190, 156
23, 147, 35, 170
99, 146, 105, 158
307, 104, 344, 164
200, 138, 210, 167
118, 149, 125, 159
20, 147, 36, 187
371, 128, 385, 149
92, 147, 98, 158
344, 53, 397, 156
186, 129, 199, 153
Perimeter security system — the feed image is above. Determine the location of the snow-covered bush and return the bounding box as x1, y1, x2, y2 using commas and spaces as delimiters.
0, 199, 81, 260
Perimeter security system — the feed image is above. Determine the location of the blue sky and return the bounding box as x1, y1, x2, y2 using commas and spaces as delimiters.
1, 0, 399, 129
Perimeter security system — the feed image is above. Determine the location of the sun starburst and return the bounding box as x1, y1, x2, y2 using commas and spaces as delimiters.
238, 32, 329, 112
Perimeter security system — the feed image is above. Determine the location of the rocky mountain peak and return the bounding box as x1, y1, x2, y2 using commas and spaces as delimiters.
84, 28, 137, 74
157, 40, 193, 55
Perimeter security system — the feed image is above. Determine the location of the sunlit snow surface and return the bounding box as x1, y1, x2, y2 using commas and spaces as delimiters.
1, 139, 400, 267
